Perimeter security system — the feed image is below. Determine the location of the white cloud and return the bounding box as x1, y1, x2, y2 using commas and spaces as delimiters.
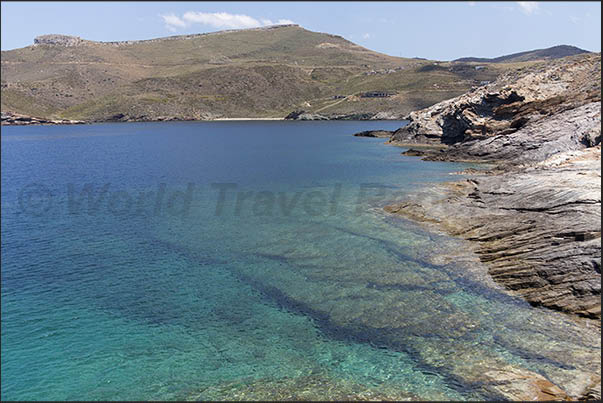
516, 2, 540, 15
160, 14, 187, 31
569, 16, 580, 24
362, 33, 371, 39
467, 2, 476, 6
183, 11, 261, 29
161, 11, 295, 31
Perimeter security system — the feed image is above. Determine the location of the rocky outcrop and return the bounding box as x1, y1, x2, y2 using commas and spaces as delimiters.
390, 53, 601, 161
401, 100, 601, 164
386, 146, 601, 319
378, 53, 602, 322
353, 130, 394, 138
370, 111, 405, 120
380, 53, 602, 322
579, 379, 602, 401
349, 54, 602, 399
284, 110, 329, 120
285, 110, 383, 121
1, 112, 84, 125
34, 34, 85, 47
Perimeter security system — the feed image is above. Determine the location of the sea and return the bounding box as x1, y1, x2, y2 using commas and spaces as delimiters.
1, 121, 599, 400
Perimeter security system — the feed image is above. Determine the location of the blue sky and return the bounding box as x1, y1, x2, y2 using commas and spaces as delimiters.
1, 2, 600, 60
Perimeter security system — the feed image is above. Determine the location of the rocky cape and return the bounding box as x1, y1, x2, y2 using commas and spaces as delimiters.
355, 52, 601, 399
284, 110, 403, 121
1, 111, 85, 126
376, 53, 601, 319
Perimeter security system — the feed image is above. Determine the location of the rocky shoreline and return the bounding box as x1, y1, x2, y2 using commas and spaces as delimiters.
354, 52, 601, 399
358, 53, 601, 321
1, 111, 404, 126
385, 146, 601, 320
284, 110, 403, 121
1, 112, 85, 126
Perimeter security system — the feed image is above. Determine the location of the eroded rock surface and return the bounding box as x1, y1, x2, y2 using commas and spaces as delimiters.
377, 53, 602, 324
386, 147, 601, 319
390, 53, 601, 159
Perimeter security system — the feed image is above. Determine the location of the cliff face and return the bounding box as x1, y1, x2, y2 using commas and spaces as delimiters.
381, 53, 601, 323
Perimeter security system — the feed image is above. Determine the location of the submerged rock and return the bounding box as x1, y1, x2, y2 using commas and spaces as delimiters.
191, 374, 420, 401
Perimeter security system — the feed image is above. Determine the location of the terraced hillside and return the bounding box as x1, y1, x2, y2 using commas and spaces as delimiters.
1, 25, 541, 121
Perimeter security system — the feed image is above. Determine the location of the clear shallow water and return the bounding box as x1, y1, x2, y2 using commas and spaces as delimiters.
1, 121, 600, 400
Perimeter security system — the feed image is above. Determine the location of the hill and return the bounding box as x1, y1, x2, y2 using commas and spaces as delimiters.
1, 25, 539, 122
454, 44, 589, 64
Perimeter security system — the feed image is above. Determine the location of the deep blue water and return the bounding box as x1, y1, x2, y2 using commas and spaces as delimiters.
1, 121, 599, 400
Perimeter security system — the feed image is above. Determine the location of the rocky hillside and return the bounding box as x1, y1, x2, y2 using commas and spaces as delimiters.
2, 25, 530, 122
367, 53, 601, 323
455, 44, 590, 63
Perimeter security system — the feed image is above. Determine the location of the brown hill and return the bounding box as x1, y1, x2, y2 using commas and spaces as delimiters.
1, 25, 532, 122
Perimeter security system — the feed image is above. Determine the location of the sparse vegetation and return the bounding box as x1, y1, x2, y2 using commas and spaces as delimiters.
0, 25, 572, 121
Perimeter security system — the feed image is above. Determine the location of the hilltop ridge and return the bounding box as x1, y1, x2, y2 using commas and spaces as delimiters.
32, 24, 304, 47
0, 25, 583, 123
454, 44, 589, 63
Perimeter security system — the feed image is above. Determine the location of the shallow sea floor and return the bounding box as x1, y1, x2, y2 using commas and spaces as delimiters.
1, 121, 600, 400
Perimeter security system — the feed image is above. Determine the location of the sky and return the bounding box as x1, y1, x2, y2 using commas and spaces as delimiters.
1, 1, 601, 60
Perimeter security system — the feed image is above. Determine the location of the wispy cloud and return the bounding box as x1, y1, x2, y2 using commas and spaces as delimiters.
161, 11, 294, 31
161, 14, 187, 32
467, 2, 476, 6
362, 33, 371, 39
516, 2, 540, 15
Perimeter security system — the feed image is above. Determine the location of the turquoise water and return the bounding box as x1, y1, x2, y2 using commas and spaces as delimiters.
1, 121, 599, 400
